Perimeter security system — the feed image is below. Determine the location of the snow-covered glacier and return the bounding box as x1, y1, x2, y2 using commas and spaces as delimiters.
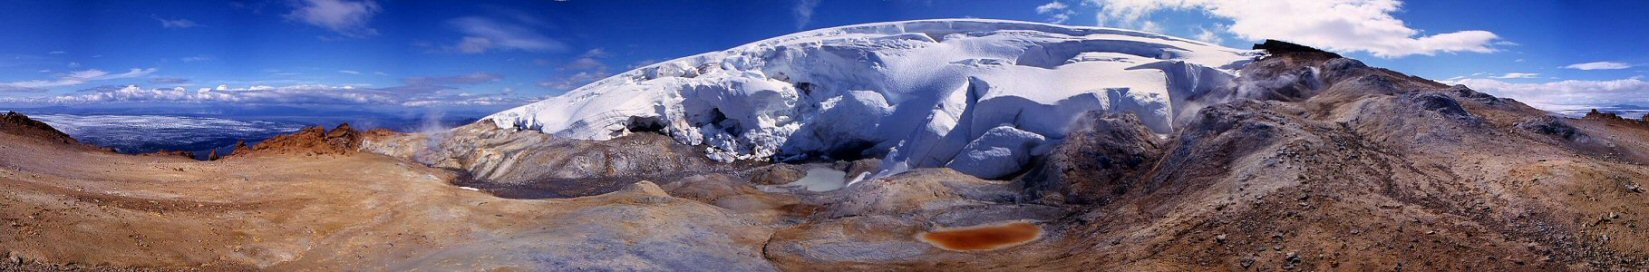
486, 19, 1257, 179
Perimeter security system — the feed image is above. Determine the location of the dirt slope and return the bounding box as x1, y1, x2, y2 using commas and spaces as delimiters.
0, 129, 777, 271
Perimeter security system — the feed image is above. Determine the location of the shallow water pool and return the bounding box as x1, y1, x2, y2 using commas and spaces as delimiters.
791, 167, 847, 192
916, 221, 1043, 251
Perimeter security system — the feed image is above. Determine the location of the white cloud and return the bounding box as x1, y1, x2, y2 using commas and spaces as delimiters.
1491, 72, 1539, 79
540, 49, 615, 90
1563, 61, 1631, 70
180, 55, 212, 62
1087, 0, 1502, 58
285, 0, 381, 37
0, 86, 46, 93
44, 85, 395, 105
1037, 1, 1069, 13
339, 70, 361, 75
563, 48, 609, 70
153, 15, 199, 29
0, 68, 157, 91
150, 77, 190, 84
1193, 26, 1224, 44
538, 72, 603, 90
1137, 20, 1163, 34
447, 17, 566, 54
103, 69, 163, 79
794, 0, 822, 29
1449, 76, 1649, 111
1036, 1, 1075, 24
4, 81, 530, 107
403, 72, 503, 85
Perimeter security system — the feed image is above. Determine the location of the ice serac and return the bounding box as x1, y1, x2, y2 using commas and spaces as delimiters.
486, 19, 1257, 178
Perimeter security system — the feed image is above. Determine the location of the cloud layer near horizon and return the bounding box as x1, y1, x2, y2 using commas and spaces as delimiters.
1083, 0, 1502, 58
1449, 76, 1649, 112
0, 68, 157, 93
1, 83, 534, 108
1563, 61, 1633, 70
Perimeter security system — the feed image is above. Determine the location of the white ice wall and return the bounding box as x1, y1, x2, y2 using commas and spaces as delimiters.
486, 19, 1257, 178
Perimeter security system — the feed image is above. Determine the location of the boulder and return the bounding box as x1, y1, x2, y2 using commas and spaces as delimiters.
750, 164, 807, 185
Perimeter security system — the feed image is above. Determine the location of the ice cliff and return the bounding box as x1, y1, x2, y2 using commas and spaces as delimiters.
486, 19, 1257, 179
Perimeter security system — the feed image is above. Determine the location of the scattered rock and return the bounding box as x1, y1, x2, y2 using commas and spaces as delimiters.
843, 158, 881, 180
137, 150, 196, 159
750, 164, 807, 185
1517, 117, 1585, 141
1407, 92, 1473, 119
1025, 112, 1161, 204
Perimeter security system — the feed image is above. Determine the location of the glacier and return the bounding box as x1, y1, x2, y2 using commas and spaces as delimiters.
486, 19, 1257, 179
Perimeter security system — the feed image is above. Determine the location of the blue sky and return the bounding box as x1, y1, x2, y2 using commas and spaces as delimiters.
0, 0, 1645, 117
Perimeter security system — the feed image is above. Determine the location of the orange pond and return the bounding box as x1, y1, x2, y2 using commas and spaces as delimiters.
916, 221, 1043, 251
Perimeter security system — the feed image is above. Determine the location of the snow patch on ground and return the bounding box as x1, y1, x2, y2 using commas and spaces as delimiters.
487, 19, 1257, 178
945, 126, 1048, 179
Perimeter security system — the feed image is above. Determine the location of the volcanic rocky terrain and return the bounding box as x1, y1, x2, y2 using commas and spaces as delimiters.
4, 35, 1649, 272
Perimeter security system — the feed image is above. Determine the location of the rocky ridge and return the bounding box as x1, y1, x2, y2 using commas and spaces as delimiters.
233, 123, 367, 157
1, 112, 88, 148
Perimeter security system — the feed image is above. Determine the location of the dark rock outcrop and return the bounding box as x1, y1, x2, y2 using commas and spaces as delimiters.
1585, 109, 1622, 120
237, 123, 364, 157
1026, 112, 1162, 205
1252, 39, 1342, 60
1519, 117, 1586, 141
229, 140, 249, 156
1581, 108, 1649, 127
